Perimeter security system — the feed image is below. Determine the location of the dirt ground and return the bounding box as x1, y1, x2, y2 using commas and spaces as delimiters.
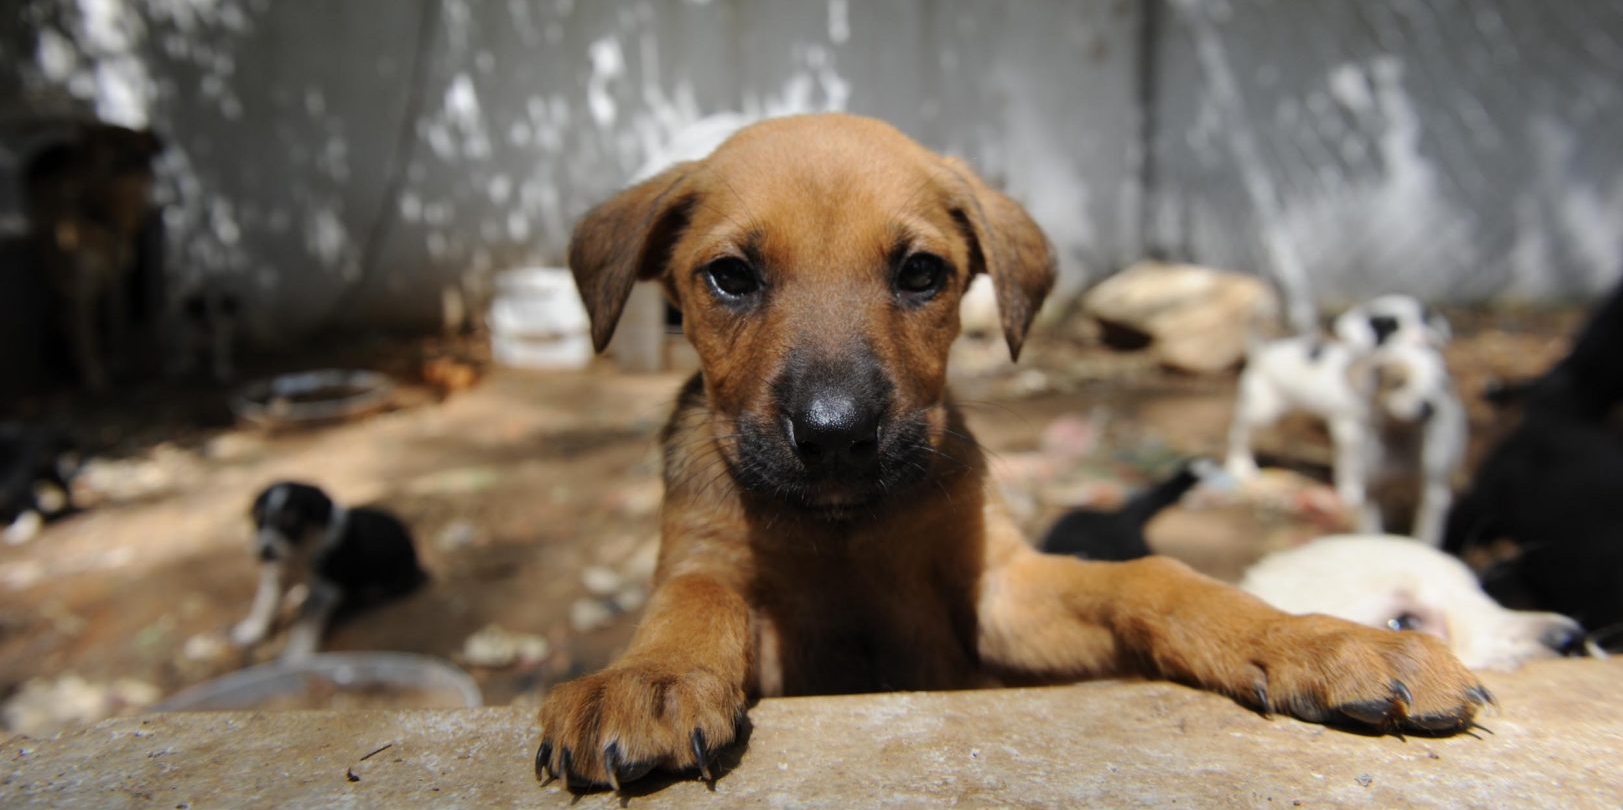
0, 304, 1585, 731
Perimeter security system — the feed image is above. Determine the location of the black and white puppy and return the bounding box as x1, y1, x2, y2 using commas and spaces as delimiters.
233, 482, 426, 658
1334, 293, 1452, 353
0, 424, 79, 544
1226, 296, 1465, 545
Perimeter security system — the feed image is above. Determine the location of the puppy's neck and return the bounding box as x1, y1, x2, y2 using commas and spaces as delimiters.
316, 504, 349, 559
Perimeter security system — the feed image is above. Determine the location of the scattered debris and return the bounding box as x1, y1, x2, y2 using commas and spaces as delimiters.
462, 624, 550, 669
569, 598, 616, 634
2, 674, 161, 735
435, 519, 481, 550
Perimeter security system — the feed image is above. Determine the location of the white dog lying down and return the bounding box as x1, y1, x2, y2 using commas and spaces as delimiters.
1241, 535, 1588, 671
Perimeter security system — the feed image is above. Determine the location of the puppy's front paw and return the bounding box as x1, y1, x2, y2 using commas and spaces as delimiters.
535, 662, 746, 791
1251, 614, 1490, 734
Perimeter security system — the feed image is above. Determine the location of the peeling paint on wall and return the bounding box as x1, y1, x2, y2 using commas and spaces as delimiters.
5, 0, 1619, 344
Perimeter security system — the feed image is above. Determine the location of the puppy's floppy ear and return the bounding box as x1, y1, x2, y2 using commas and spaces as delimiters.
569, 163, 696, 352
942, 159, 1056, 361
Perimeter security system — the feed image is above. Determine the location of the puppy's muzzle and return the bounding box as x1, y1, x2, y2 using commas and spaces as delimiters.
787, 389, 883, 475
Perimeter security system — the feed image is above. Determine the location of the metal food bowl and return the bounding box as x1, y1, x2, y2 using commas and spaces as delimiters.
231, 369, 395, 428
153, 652, 482, 712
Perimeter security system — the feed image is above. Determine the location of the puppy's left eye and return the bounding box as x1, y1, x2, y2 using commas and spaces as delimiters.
1388, 613, 1422, 632
895, 253, 949, 298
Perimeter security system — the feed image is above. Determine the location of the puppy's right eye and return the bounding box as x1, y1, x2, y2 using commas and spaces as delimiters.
702, 258, 761, 299
1388, 612, 1422, 632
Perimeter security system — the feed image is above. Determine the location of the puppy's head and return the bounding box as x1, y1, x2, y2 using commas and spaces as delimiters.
1371, 343, 1451, 423
1334, 294, 1451, 353
571, 114, 1054, 516
1242, 535, 1585, 671
250, 481, 336, 562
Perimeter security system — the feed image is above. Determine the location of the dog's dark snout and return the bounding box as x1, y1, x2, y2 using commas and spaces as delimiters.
258, 544, 279, 562
1543, 624, 1589, 657
790, 390, 882, 469
1418, 400, 1436, 421
1369, 315, 1400, 345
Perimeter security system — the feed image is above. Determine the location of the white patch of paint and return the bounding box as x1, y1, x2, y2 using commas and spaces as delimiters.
828, 0, 850, 45
1327, 62, 1373, 114
1526, 115, 1623, 294
507, 211, 531, 241
35, 30, 79, 81
487, 175, 513, 204
587, 37, 625, 128
209, 199, 240, 246
399, 193, 423, 221
305, 207, 349, 267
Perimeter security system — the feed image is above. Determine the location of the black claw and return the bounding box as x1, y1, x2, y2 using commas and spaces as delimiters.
691, 728, 713, 782
1391, 680, 1413, 712
1407, 710, 1472, 733
1467, 684, 1496, 707
535, 740, 553, 782
1253, 682, 1272, 716
603, 741, 623, 792
1338, 699, 1396, 727
560, 747, 573, 792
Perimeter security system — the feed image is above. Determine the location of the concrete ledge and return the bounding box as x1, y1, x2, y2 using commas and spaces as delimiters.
7, 659, 1620, 808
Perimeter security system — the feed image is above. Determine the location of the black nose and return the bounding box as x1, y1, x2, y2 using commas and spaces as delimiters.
258, 545, 280, 562
789, 391, 882, 472
1369, 315, 1400, 345
1541, 624, 1589, 657
1418, 400, 1436, 421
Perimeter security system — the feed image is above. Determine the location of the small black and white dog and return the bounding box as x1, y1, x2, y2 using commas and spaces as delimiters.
232, 482, 427, 658
0, 424, 79, 544
1226, 295, 1465, 545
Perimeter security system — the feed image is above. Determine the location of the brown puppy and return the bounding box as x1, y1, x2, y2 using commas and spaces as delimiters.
537, 114, 1487, 791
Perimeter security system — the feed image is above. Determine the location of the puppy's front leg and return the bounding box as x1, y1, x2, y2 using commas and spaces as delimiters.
980, 553, 1489, 733
536, 572, 750, 790
1329, 416, 1382, 531
281, 579, 340, 660
231, 561, 283, 646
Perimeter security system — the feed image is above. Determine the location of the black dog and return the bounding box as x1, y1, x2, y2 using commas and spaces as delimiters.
1040, 458, 1218, 562
0, 424, 79, 543
1444, 280, 1623, 644
232, 481, 426, 658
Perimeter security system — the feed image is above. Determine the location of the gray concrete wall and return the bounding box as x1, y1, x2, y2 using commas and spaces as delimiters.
2, 0, 1620, 344
1150, 0, 1623, 315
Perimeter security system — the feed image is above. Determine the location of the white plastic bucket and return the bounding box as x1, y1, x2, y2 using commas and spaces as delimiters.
488, 268, 593, 370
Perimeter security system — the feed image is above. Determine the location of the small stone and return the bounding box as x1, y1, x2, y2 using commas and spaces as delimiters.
580, 566, 623, 597
569, 598, 615, 633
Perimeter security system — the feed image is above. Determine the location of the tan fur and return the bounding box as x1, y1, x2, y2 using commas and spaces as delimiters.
537, 114, 1485, 790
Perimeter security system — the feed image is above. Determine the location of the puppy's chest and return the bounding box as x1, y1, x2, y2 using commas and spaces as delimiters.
747, 551, 982, 696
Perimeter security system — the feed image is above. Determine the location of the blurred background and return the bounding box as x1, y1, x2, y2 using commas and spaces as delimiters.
0, 0, 1618, 735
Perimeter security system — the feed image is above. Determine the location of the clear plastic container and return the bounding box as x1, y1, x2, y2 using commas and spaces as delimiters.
152, 652, 482, 712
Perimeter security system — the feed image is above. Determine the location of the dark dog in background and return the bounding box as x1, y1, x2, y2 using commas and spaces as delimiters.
1040, 458, 1221, 562
232, 482, 426, 659
0, 424, 79, 544
1445, 279, 1623, 643
25, 123, 164, 391
171, 287, 242, 383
